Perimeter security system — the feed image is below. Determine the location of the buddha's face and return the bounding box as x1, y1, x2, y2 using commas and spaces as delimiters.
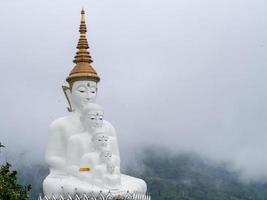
83, 109, 104, 130
71, 81, 97, 110
100, 151, 112, 163
93, 133, 109, 149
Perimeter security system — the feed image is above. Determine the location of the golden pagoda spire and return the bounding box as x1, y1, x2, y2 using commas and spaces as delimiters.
73, 8, 93, 64
66, 9, 100, 85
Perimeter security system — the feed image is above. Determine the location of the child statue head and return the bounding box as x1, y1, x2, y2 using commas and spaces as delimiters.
92, 132, 110, 151
80, 103, 104, 131
100, 150, 112, 163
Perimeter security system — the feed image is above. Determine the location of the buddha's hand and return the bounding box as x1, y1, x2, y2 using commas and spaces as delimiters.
106, 162, 115, 174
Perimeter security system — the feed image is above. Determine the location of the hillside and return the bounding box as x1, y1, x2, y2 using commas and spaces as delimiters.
130, 148, 267, 200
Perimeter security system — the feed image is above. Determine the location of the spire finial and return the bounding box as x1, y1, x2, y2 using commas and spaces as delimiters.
79, 8, 86, 34
66, 9, 100, 85
81, 7, 85, 20
73, 8, 93, 64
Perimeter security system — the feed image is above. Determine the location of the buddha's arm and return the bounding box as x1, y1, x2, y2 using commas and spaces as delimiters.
78, 154, 97, 182
80, 153, 96, 167
93, 165, 106, 179
105, 121, 121, 158
66, 137, 83, 177
113, 155, 120, 169
45, 122, 66, 170
109, 137, 121, 167
66, 137, 81, 164
114, 166, 120, 174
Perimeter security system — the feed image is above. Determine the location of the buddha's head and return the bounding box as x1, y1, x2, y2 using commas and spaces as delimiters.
62, 9, 100, 112
80, 103, 104, 131
100, 151, 112, 163
92, 132, 109, 151
69, 80, 97, 111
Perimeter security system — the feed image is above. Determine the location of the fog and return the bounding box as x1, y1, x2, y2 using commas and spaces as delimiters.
0, 0, 267, 182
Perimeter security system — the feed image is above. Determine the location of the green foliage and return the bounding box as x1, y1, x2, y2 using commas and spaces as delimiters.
0, 145, 31, 200
0, 162, 31, 200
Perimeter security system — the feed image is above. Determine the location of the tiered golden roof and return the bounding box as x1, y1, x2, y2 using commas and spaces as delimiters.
66, 9, 100, 85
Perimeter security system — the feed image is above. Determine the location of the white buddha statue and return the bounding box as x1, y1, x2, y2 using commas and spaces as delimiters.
43, 9, 147, 197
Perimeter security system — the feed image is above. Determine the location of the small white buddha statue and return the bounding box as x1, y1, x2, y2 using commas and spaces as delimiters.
65, 103, 120, 188
43, 9, 147, 197
78, 132, 111, 174
94, 150, 121, 189
79, 131, 118, 170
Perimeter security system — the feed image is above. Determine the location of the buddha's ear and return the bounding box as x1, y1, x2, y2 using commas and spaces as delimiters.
62, 85, 74, 112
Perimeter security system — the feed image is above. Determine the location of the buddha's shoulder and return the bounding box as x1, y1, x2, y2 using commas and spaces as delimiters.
103, 120, 113, 128
69, 133, 90, 142
103, 120, 116, 136
49, 115, 78, 130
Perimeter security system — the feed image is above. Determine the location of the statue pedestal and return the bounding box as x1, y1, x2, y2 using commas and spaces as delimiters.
38, 191, 151, 200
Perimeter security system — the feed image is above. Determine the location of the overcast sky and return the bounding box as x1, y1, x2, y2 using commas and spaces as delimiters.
0, 0, 267, 181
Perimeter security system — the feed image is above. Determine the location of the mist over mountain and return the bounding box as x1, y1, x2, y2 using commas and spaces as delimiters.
131, 147, 267, 200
